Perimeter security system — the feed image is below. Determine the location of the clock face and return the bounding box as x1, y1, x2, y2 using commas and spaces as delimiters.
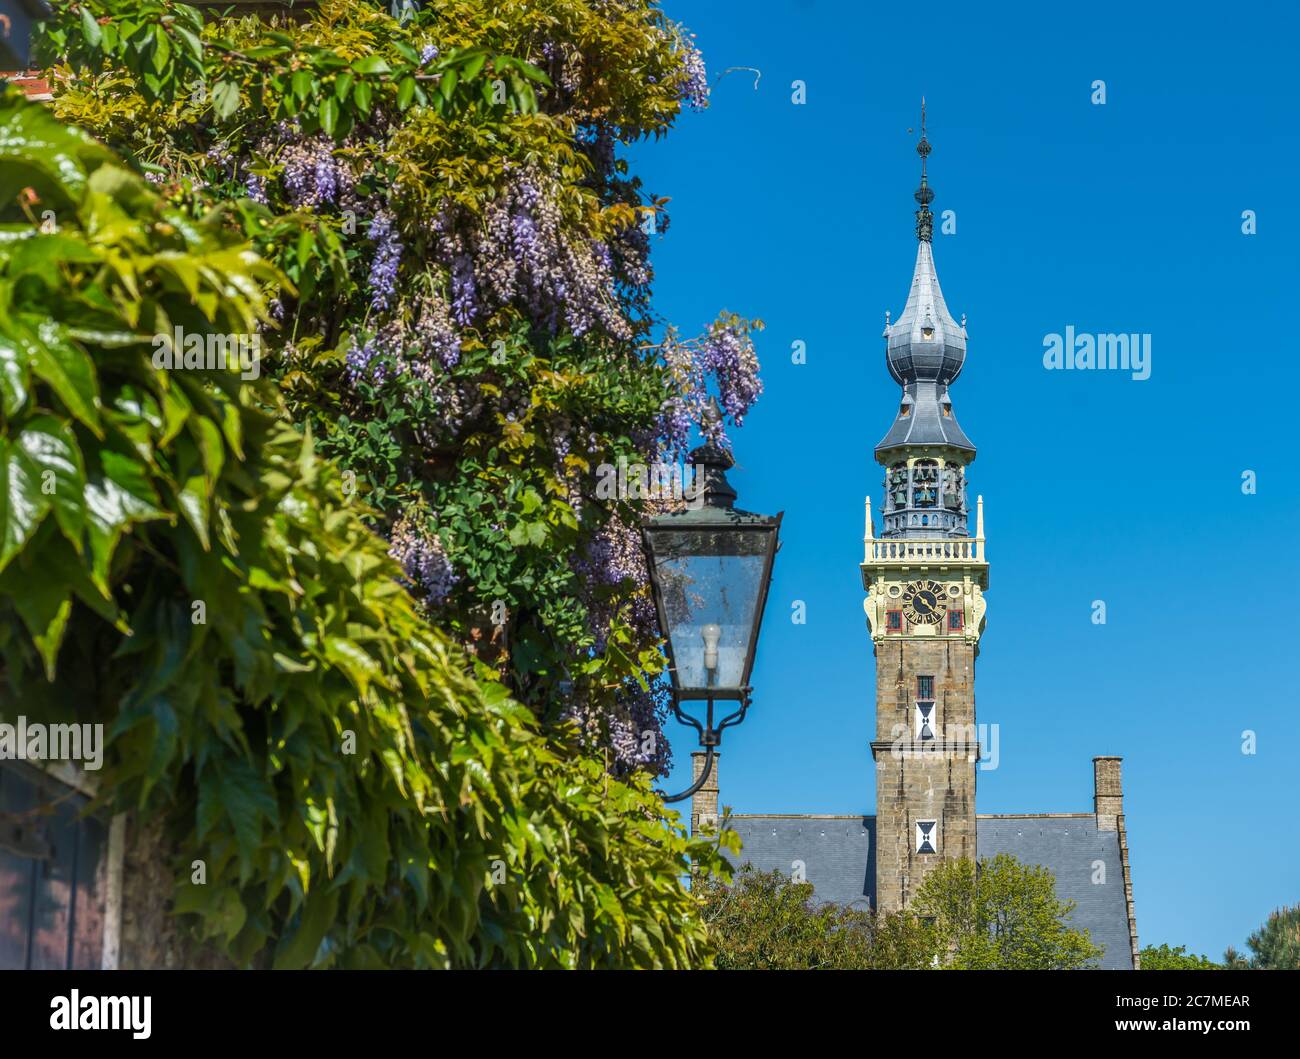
902, 579, 947, 626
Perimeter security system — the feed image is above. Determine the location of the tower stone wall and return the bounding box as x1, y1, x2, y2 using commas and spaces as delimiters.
871, 637, 978, 911
865, 114, 985, 913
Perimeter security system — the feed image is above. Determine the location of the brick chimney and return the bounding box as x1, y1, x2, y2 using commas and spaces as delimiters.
689, 751, 719, 834
1093, 755, 1123, 831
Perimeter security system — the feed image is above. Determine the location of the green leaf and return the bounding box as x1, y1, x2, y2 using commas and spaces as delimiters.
212, 80, 241, 121
350, 56, 391, 76
319, 96, 339, 138
352, 80, 373, 115
83, 449, 165, 591
218, 758, 277, 866
174, 26, 203, 63
4, 557, 72, 679
80, 7, 103, 49
0, 435, 51, 574
16, 415, 86, 552
26, 321, 101, 435
291, 70, 314, 103
0, 331, 29, 418
439, 66, 459, 103
273, 887, 339, 969
396, 76, 416, 111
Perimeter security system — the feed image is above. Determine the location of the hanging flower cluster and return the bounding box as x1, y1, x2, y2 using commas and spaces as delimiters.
571, 510, 658, 651
343, 307, 462, 421
278, 131, 356, 210
560, 681, 673, 777
367, 210, 403, 312
656, 316, 763, 454
675, 28, 709, 111
389, 511, 459, 605
426, 167, 632, 340
412, 288, 461, 369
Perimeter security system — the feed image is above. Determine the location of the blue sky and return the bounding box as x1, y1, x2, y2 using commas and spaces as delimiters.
638, 0, 1300, 961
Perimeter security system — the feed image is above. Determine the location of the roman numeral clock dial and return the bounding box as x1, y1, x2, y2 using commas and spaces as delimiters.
901, 579, 947, 626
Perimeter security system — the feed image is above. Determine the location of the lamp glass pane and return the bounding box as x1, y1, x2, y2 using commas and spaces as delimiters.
647, 527, 770, 691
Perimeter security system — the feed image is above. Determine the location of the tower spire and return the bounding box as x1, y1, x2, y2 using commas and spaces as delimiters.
878, 101, 976, 540
914, 97, 934, 242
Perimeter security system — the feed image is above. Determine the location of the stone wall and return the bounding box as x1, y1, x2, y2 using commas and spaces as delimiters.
872, 635, 977, 911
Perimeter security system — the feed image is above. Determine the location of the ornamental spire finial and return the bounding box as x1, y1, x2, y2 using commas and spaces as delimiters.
914, 97, 934, 242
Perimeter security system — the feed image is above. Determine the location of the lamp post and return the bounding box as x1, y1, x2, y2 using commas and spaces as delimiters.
641, 431, 782, 803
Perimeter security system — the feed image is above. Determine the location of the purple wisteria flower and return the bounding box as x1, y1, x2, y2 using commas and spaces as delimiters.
677, 31, 709, 111
345, 333, 387, 386
244, 173, 268, 205
367, 211, 402, 312
449, 253, 478, 325
389, 511, 458, 605
280, 134, 352, 210
653, 321, 763, 454
414, 289, 461, 369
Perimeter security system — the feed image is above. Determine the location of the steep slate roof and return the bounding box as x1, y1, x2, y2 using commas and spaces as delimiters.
726, 813, 1134, 970
728, 816, 876, 912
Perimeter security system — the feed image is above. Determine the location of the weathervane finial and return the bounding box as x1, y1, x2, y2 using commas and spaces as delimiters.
913, 97, 934, 241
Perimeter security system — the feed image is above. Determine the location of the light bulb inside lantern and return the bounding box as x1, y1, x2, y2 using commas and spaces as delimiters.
701, 623, 722, 676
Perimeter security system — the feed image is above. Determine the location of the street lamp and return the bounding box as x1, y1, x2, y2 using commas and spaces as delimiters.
641, 432, 782, 803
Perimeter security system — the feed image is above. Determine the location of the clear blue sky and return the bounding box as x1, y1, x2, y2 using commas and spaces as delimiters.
639, 0, 1300, 961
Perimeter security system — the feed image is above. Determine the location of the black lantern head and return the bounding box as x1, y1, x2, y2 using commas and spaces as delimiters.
642, 439, 781, 703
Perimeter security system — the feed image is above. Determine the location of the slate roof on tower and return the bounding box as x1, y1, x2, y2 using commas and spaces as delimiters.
875, 112, 974, 458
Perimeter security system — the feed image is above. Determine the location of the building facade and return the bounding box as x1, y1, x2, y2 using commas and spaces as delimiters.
694, 117, 1140, 968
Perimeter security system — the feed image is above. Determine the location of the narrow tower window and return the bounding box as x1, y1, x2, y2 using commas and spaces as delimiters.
915, 702, 936, 741
916, 675, 935, 700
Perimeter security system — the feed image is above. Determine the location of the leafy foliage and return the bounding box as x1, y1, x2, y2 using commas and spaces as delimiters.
0, 87, 738, 968
1139, 944, 1221, 970
912, 854, 1104, 969
41, 0, 761, 775
1223, 904, 1300, 969
39, 0, 549, 123
695, 864, 938, 970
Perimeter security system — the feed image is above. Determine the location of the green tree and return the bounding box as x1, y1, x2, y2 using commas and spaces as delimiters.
695, 865, 938, 969
0, 87, 735, 968
912, 854, 1103, 969
38, 0, 759, 777
1224, 904, 1300, 969
1139, 944, 1221, 970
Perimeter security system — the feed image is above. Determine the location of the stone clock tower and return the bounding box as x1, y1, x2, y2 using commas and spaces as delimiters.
861, 110, 989, 912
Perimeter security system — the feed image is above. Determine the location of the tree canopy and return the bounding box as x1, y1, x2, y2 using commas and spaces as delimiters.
695, 865, 938, 970
0, 82, 736, 969
1223, 904, 1300, 970
1139, 944, 1220, 970
38, 0, 762, 776
912, 854, 1103, 970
